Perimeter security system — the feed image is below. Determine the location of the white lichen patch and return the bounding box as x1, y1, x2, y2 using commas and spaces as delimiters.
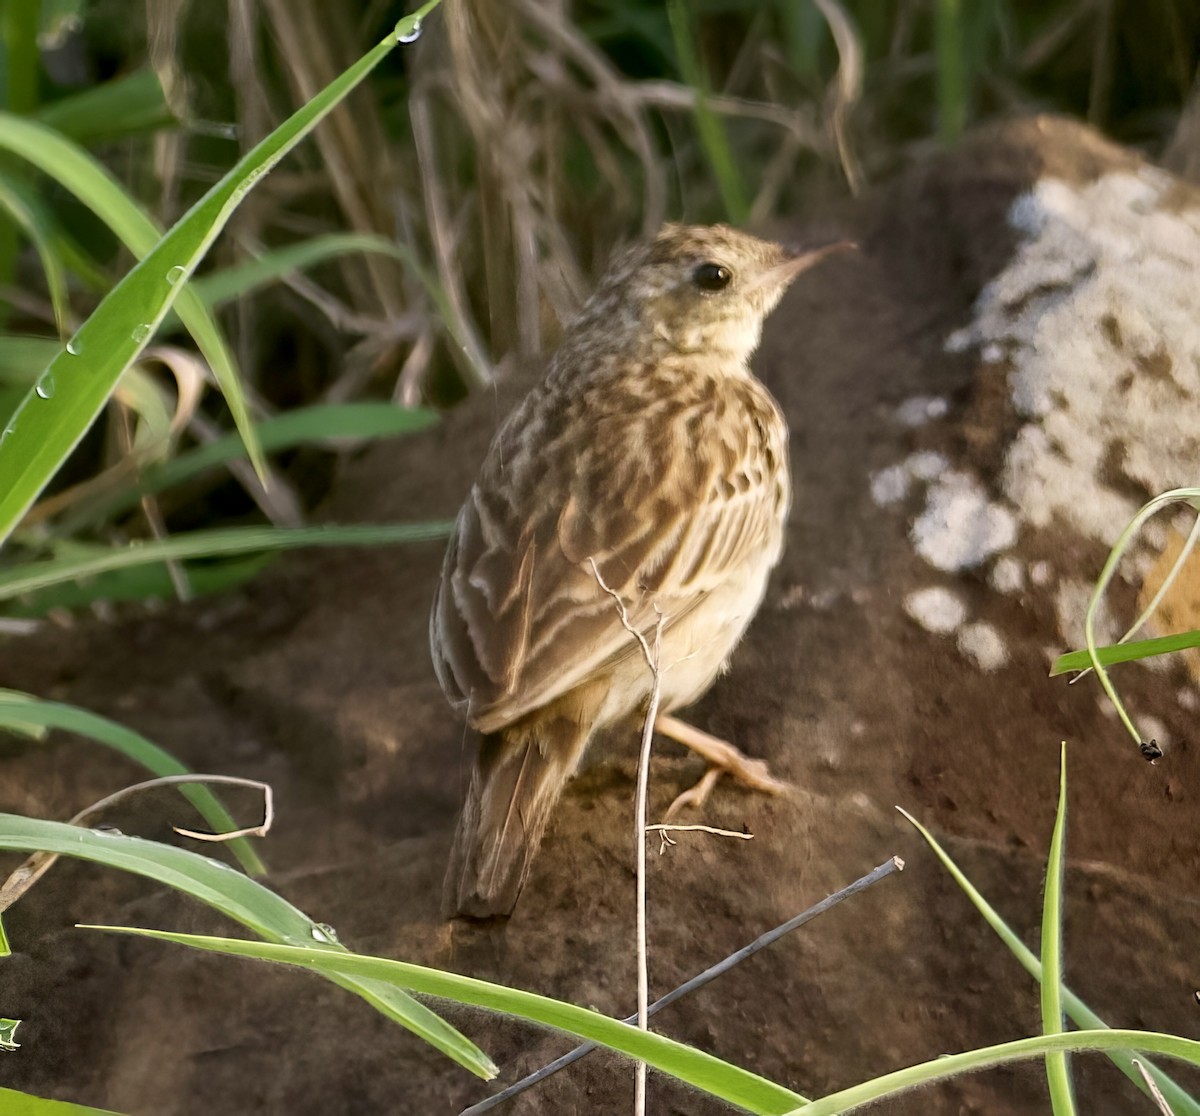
904, 587, 967, 633
870, 464, 910, 506
957, 622, 1010, 671
869, 450, 951, 508
990, 555, 1025, 594
911, 471, 1019, 571
895, 395, 949, 427
906, 451, 949, 481
1054, 578, 1118, 653
956, 169, 1200, 544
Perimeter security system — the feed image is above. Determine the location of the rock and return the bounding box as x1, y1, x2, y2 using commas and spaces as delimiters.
2, 116, 1198, 1114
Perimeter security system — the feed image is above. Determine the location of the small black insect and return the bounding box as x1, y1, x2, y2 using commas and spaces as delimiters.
1140, 739, 1163, 761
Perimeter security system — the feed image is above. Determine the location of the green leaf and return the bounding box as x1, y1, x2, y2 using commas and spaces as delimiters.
0, 114, 258, 494
1041, 745, 1074, 1113
0, 336, 60, 383
0, 9, 437, 543
0, 1017, 19, 1049
0, 691, 265, 876
0, 522, 453, 602
187, 232, 423, 310
899, 808, 1200, 1115
79, 928, 807, 1115
0, 1089, 125, 1116
1050, 630, 1200, 676
0, 176, 71, 337
59, 402, 437, 533
2, 553, 275, 616
0, 812, 494, 1080
791, 1030, 1200, 1115
35, 70, 174, 144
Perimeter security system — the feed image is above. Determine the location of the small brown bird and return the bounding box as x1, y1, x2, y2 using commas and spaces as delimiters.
431, 223, 845, 918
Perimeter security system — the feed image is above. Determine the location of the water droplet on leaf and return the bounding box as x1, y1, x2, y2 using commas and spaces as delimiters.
35, 374, 55, 400
396, 17, 422, 42
166, 266, 187, 286
66, 337, 82, 356
131, 323, 152, 343
310, 923, 339, 944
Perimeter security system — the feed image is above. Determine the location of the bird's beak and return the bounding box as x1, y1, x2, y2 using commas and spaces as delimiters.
754, 239, 857, 291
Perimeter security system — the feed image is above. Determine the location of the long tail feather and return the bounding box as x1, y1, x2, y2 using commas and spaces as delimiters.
445, 702, 597, 919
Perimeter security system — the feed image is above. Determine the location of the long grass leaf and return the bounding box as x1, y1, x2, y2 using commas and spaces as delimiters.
791, 1030, 1200, 1116
59, 402, 436, 533
0, 813, 494, 1079
78, 928, 807, 1115
1041, 745, 1074, 1112
0, 522, 452, 601
0, 691, 264, 876
899, 809, 1200, 1114
0, 14, 436, 542
1051, 630, 1200, 676
0, 114, 258, 486
0, 1086, 125, 1116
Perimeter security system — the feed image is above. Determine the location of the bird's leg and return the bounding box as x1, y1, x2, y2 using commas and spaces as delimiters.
654, 713, 790, 819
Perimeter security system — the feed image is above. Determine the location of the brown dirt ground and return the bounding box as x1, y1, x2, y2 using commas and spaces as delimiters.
2, 117, 1198, 1115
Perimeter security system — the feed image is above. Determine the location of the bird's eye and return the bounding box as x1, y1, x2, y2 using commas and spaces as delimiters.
692, 262, 732, 291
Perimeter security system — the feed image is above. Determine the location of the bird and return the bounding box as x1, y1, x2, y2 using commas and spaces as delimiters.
431, 223, 848, 918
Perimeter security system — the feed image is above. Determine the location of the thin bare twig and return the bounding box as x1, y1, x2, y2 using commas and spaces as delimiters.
0, 774, 272, 914
646, 822, 753, 854
458, 857, 905, 1114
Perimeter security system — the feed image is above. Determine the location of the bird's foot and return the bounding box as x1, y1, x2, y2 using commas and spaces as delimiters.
654, 713, 790, 820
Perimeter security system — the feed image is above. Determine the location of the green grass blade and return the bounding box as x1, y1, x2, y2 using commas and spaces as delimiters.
35, 69, 173, 144
0, 176, 71, 337
0, 813, 494, 1079
4, 553, 274, 615
0, 18, 428, 543
935, 0, 968, 142
0, 522, 453, 601
1051, 630, 1200, 676
187, 232, 418, 309
666, 0, 748, 223
0, 691, 264, 876
1042, 745, 1074, 1113
0, 335, 60, 383
0, 1088, 126, 1116
791, 1030, 1200, 1115
77, 929, 807, 1115
58, 402, 437, 533
0, 114, 257, 485
899, 808, 1200, 1114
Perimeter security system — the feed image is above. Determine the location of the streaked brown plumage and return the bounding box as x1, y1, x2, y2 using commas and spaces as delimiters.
432, 223, 843, 918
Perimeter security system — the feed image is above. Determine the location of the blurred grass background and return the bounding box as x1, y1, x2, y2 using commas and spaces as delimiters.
0, 0, 1197, 619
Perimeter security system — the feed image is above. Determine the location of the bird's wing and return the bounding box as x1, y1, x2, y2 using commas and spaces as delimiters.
430, 374, 788, 732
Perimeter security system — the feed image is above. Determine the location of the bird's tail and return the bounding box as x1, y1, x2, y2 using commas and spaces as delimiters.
444, 701, 597, 919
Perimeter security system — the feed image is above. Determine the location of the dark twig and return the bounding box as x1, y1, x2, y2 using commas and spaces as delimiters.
459, 856, 905, 1114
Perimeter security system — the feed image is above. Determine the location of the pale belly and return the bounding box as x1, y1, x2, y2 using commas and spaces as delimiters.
595, 550, 777, 726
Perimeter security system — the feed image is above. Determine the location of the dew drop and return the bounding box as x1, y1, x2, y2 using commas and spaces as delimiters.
396, 17, 422, 43
166, 265, 187, 286
91, 824, 124, 837
66, 337, 82, 356
131, 323, 152, 343
310, 923, 339, 944
35, 374, 56, 400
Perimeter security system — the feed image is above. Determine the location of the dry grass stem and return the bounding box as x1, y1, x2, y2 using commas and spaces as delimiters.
0, 774, 274, 914
586, 557, 663, 1116
1133, 1058, 1178, 1116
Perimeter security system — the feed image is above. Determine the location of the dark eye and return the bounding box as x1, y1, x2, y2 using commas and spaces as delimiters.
692, 262, 732, 291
